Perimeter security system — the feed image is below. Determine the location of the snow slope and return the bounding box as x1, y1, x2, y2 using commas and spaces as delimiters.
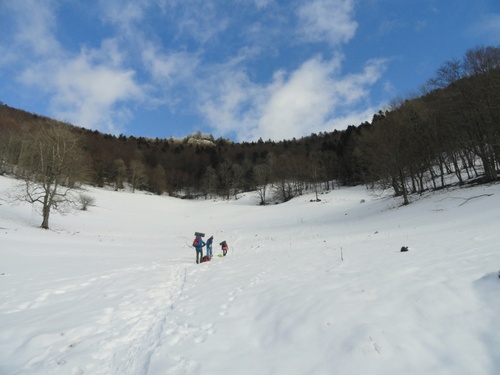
0, 175, 499, 375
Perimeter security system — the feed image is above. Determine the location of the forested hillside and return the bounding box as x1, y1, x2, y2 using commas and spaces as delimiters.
1, 46, 499, 205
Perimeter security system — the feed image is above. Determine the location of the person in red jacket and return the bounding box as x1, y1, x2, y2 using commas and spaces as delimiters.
221, 241, 228, 256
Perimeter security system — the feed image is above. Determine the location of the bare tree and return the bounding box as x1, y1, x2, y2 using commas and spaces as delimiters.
308, 151, 324, 202
113, 158, 127, 190
428, 46, 500, 182
253, 163, 270, 205
361, 104, 412, 205
0, 127, 22, 174
14, 123, 89, 229
231, 163, 245, 199
202, 165, 218, 199
129, 160, 147, 193
150, 164, 167, 195
218, 160, 233, 200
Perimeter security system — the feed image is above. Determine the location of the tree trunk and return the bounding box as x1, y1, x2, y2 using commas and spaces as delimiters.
41, 200, 50, 229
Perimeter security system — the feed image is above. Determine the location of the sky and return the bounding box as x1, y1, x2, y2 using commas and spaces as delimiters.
1, 0, 499, 142
1, 173, 500, 374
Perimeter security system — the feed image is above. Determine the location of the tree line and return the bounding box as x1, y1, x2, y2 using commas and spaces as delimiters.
0, 45, 499, 228
360, 45, 500, 204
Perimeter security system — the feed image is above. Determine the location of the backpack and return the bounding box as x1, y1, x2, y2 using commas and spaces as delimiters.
201, 255, 211, 263
193, 237, 201, 247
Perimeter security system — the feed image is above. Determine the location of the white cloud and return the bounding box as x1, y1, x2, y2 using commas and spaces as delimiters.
140, 43, 202, 111
198, 55, 387, 142
99, 0, 145, 26
156, 0, 229, 45
6, 0, 61, 57
253, 0, 274, 8
198, 69, 263, 137
141, 44, 199, 85
256, 57, 343, 140
1, 0, 386, 141
20, 42, 144, 134
254, 56, 386, 140
297, 0, 357, 46
1, 0, 145, 134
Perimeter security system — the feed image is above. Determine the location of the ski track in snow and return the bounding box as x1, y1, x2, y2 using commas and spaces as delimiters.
2, 260, 190, 375
87, 264, 187, 375
219, 264, 275, 317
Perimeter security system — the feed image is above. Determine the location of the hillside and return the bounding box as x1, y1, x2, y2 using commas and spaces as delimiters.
2, 45, 500, 201
1, 174, 499, 374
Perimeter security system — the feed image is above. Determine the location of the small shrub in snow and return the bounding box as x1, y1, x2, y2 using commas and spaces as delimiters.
78, 194, 95, 211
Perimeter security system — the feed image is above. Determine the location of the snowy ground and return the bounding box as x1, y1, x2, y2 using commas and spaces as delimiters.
0, 174, 499, 375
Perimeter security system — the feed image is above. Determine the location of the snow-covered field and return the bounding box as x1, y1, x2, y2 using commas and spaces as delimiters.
1, 174, 499, 375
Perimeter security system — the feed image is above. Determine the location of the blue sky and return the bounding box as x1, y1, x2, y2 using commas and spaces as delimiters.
1, 0, 499, 142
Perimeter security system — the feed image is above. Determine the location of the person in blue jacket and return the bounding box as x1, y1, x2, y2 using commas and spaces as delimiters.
206, 236, 214, 259
193, 235, 206, 264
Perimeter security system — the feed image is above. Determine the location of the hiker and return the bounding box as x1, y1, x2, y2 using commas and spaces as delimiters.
221, 241, 228, 256
206, 236, 214, 259
193, 235, 206, 264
